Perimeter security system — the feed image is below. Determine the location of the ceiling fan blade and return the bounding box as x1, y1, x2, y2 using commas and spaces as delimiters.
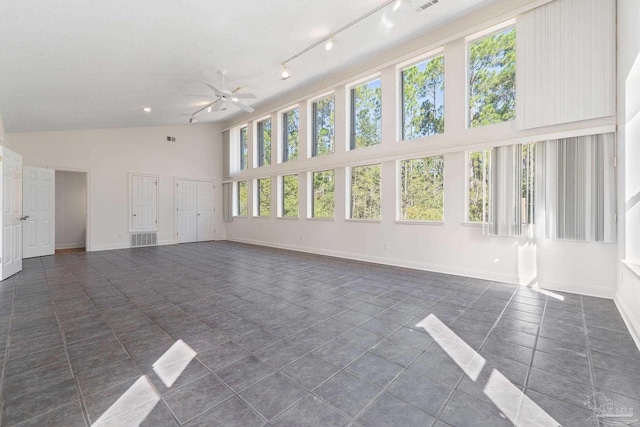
192, 100, 219, 116
212, 100, 225, 112
183, 93, 216, 98
205, 83, 223, 96
233, 93, 257, 99
232, 86, 243, 94
231, 99, 255, 113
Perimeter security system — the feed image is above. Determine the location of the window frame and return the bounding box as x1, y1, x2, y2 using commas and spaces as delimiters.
239, 125, 248, 171
466, 20, 516, 129
310, 93, 335, 157
465, 149, 492, 224
397, 155, 445, 223
279, 174, 299, 218
235, 180, 248, 217
254, 177, 271, 218
347, 163, 382, 221
256, 117, 272, 167
281, 107, 299, 163
347, 76, 382, 151
309, 169, 335, 219
398, 49, 445, 142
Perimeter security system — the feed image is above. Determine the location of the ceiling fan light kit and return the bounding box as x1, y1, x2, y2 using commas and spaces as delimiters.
185, 71, 256, 122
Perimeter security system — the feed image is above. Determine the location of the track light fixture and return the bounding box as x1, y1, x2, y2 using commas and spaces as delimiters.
281, 64, 291, 80
279, 0, 419, 80
325, 36, 335, 51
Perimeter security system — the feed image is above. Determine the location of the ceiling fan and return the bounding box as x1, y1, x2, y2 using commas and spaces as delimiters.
185, 71, 257, 119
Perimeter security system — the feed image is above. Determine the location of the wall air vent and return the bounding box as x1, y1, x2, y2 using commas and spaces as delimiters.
131, 232, 158, 248
416, 0, 439, 12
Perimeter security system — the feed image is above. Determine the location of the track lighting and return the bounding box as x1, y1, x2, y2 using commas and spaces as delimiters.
393, 0, 402, 12
281, 64, 291, 80
325, 36, 335, 51
207, 106, 212, 113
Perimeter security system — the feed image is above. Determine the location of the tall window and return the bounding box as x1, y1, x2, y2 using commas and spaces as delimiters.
468, 150, 491, 223
350, 164, 381, 220
257, 119, 271, 167
257, 178, 271, 217
469, 26, 516, 127
240, 126, 248, 170
350, 79, 382, 149
312, 95, 335, 156
517, 143, 535, 226
400, 156, 444, 221
312, 170, 335, 218
281, 175, 299, 218
282, 108, 299, 162
401, 55, 445, 140
236, 181, 248, 216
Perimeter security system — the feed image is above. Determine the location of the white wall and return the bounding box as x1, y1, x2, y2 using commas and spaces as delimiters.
4, 123, 223, 250
222, 0, 618, 298
55, 171, 87, 249
616, 0, 640, 349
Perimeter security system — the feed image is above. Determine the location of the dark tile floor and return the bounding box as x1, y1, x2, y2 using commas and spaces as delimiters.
1, 241, 639, 426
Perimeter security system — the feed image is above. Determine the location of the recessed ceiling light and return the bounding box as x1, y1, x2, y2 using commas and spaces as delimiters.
143, 107, 151, 112
281, 64, 291, 80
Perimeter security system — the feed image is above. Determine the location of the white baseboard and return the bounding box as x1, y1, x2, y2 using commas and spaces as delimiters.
158, 240, 176, 246
615, 296, 640, 352
87, 243, 131, 252
537, 280, 615, 299
225, 237, 614, 298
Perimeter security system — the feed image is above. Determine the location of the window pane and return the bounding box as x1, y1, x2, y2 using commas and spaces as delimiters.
282, 175, 299, 217
351, 164, 381, 219
258, 178, 271, 217
240, 126, 248, 170
351, 79, 382, 149
469, 26, 516, 127
258, 119, 271, 167
283, 109, 299, 162
468, 150, 491, 222
237, 181, 248, 216
312, 96, 335, 156
312, 170, 334, 218
402, 55, 444, 140
400, 156, 444, 221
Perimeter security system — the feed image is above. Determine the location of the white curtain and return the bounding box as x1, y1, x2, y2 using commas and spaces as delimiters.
516, 0, 615, 129
535, 133, 616, 242
222, 183, 233, 222
485, 143, 535, 238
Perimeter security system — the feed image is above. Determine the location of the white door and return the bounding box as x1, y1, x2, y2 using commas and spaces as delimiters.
1, 147, 23, 280
23, 167, 55, 258
196, 181, 215, 242
131, 175, 158, 231
176, 180, 197, 243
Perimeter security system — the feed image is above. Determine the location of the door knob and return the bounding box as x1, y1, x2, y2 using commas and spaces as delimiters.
19, 215, 30, 221
197, 213, 201, 216
132, 214, 137, 216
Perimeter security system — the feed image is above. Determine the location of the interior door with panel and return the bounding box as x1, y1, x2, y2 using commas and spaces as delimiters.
23, 166, 55, 258
176, 179, 197, 243
131, 174, 158, 231
1, 146, 23, 280
196, 181, 215, 241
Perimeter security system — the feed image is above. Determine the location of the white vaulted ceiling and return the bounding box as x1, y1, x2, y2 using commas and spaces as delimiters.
0, 0, 497, 133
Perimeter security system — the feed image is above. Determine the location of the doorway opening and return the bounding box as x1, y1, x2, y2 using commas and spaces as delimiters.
55, 170, 88, 252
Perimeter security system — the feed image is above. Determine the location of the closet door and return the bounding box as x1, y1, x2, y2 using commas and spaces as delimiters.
196, 181, 215, 242
176, 180, 197, 243
131, 175, 158, 231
